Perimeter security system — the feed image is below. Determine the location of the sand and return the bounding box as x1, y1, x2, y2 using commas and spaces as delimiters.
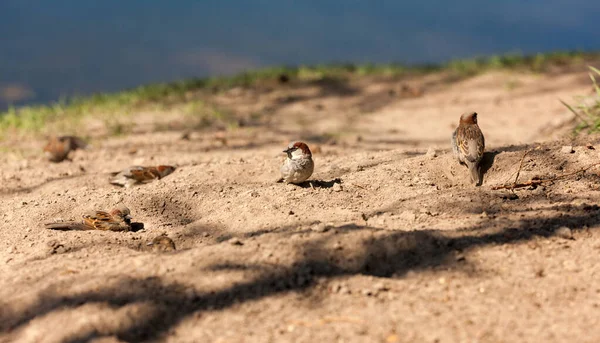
2, 66, 600, 343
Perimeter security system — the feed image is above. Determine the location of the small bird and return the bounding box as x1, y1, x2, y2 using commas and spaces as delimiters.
452, 112, 485, 185
147, 236, 176, 252
279, 141, 314, 184
44, 135, 88, 162
44, 205, 133, 231
109, 165, 176, 188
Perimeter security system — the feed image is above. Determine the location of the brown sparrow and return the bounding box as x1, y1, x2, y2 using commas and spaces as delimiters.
452, 112, 485, 185
44, 205, 133, 231
43, 135, 88, 162
147, 236, 176, 252
279, 141, 314, 184
109, 165, 176, 188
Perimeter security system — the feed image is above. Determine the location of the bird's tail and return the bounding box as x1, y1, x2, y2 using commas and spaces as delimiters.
108, 175, 135, 188
468, 162, 482, 186
68, 136, 89, 150
44, 222, 90, 230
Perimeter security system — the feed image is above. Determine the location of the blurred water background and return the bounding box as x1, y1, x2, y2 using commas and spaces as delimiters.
1, 0, 598, 108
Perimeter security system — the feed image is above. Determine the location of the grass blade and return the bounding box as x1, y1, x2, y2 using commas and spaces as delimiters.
560, 99, 590, 127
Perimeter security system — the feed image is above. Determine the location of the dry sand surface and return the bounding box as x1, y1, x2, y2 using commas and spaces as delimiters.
2, 65, 600, 343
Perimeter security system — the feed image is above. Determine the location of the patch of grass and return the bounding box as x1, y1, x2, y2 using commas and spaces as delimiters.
445, 51, 591, 76
562, 66, 600, 134
1, 51, 599, 137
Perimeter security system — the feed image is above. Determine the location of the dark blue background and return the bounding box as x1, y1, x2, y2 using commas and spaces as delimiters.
1, 0, 598, 108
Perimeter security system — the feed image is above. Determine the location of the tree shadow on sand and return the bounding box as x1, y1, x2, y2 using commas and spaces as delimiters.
3, 202, 600, 342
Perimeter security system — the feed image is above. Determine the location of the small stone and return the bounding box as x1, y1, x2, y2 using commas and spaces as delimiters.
310, 222, 329, 233
561, 145, 574, 154
425, 147, 437, 159
555, 226, 573, 240
455, 253, 466, 262
373, 282, 389, 292
180, 131, 191, 140
332, 183, 343, 192
230, 238, 244, 246
339, 286, 350, 294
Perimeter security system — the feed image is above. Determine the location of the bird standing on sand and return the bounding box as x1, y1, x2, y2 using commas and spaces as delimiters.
44, 136, 88, 162
452, 112, 485, 186
44, 205, 133, 231
279, 141, 314, 184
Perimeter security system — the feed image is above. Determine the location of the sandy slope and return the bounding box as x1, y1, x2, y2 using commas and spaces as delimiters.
2, 66, 600, 343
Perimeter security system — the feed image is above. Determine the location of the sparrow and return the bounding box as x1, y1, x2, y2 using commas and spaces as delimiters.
109, 165, 176, 188
43, 135, 88, 162
279, 141, 314, 184
452, 112, 485, 185
147, 236, 176, 252
44, 205, 133, 231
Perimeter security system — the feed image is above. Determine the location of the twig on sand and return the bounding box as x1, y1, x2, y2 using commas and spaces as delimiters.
349, 182, 372, 192
512, 148, 533, 186
491, 162, 600, 190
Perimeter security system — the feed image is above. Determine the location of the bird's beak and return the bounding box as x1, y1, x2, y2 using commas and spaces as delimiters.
146, 242, 154, 246
283, 148, 290, 153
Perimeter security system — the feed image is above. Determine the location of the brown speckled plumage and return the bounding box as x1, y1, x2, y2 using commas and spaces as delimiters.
280, 141, 314, 184
452, 112, 485, 185
44, 205, 133, 231
43, 136, 88, 162
109, 165, 176, 188
147, 236, 176, 252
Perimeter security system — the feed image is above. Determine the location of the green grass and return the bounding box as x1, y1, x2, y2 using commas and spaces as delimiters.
1, 50, 599, 137
562, 66, 600, 134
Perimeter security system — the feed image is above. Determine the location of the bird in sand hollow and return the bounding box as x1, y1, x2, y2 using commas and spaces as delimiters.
44, 205, 133, 231
147, 235, 176, 252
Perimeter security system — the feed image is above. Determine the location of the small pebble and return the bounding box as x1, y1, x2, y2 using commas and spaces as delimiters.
555, 226, 573, 240
561, 145, 574, 154
373, 282, 389, 292
230, 238, 244, 246
310, 222, 329, 233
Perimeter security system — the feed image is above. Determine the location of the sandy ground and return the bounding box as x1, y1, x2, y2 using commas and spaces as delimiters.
2, 65, 600, 343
